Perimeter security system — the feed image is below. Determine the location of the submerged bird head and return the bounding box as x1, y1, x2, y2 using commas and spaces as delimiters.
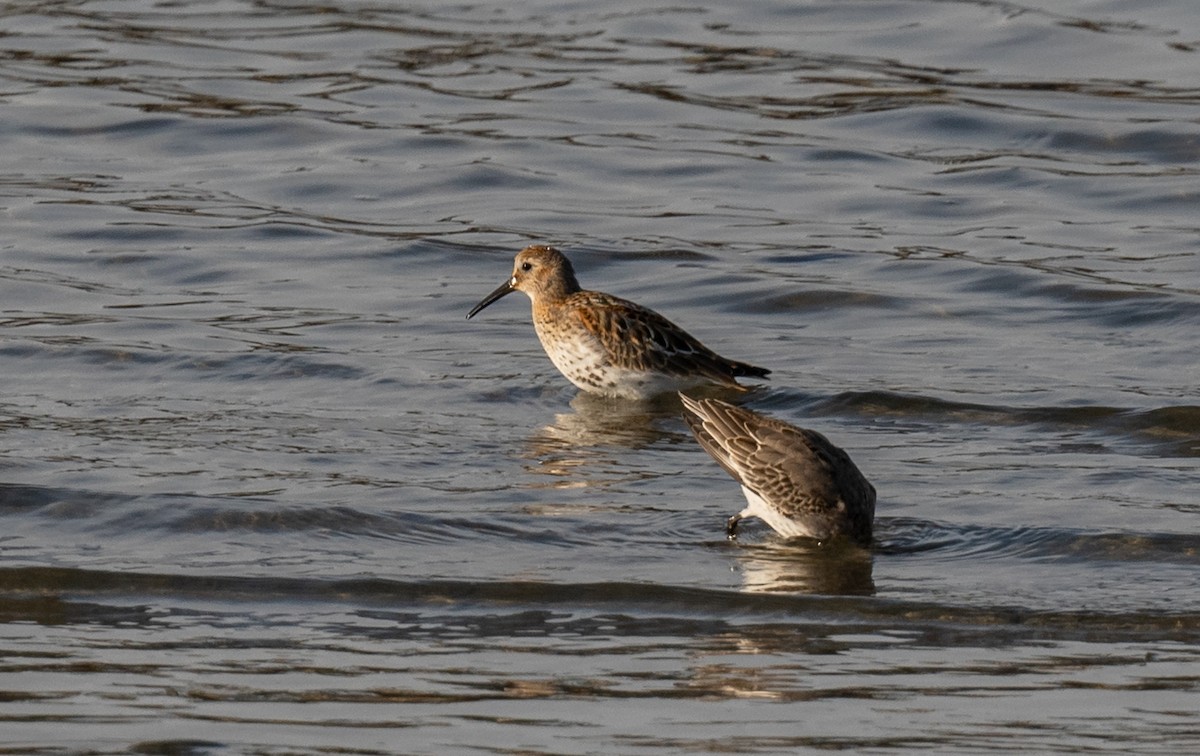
466, 245, 582, 319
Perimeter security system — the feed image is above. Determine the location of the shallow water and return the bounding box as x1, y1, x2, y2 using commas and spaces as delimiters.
2, 0, 1199, 753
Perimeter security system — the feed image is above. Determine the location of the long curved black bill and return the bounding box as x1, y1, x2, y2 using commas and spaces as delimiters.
466, 280, 515, 319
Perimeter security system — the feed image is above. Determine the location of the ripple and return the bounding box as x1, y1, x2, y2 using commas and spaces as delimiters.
804, 390, 1200, 455
881, 517, 1200, 567
2, 565, 1198, 643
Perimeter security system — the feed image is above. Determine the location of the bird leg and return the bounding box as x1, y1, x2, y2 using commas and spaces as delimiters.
725, 513, 742, 540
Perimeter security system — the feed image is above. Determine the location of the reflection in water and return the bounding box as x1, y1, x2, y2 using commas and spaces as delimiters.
519, 392, 683, 490
519, 388, 763, 492
733, 538, 875, 596
535, 392, 678, 450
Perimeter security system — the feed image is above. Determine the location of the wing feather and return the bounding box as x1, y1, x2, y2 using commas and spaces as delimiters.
570, 292, 768, 384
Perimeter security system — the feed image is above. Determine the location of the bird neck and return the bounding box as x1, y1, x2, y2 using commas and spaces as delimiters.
543, 268, 582, 300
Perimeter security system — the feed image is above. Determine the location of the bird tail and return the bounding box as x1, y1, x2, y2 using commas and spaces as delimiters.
729, 360, 770, 379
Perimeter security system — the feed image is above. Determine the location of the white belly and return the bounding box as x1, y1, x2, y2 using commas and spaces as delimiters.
739, 485, 821, 540
536, 327, 693, 400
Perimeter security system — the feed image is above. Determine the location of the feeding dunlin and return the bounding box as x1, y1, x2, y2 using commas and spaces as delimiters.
679, 393, 875, 544
467, 245, 769, 400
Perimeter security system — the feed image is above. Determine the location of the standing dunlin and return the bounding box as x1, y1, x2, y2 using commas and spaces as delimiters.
467, 245, 769, 399
679, 393, 875, 544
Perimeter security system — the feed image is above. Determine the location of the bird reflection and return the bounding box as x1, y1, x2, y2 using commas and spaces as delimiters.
533, 391, 676, 449
732, 537, 875, 596
524, 386, 757, 455
520, 392, 681, 492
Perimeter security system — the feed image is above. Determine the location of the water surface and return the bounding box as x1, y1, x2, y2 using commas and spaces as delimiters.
2, 0, 1199, 752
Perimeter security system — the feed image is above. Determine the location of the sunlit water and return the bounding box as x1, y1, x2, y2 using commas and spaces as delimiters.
2, 0, 1198, 753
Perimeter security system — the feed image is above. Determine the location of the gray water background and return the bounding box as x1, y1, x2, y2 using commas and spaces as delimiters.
2, 0, 1199, 752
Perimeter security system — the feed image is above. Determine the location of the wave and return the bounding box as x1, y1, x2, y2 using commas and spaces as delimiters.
1, 564, 1197, 645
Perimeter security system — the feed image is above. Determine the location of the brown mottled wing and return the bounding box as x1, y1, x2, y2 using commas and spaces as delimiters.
569, 291, 769, 383
680, 394, 759, 481
680, 395, 875, 540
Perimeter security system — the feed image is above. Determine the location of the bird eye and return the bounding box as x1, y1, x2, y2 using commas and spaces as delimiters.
520, 262, 533, 272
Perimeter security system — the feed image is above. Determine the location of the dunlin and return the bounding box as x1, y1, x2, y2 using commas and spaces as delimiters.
679, 393, 875, 544
467, 245, 769, 399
